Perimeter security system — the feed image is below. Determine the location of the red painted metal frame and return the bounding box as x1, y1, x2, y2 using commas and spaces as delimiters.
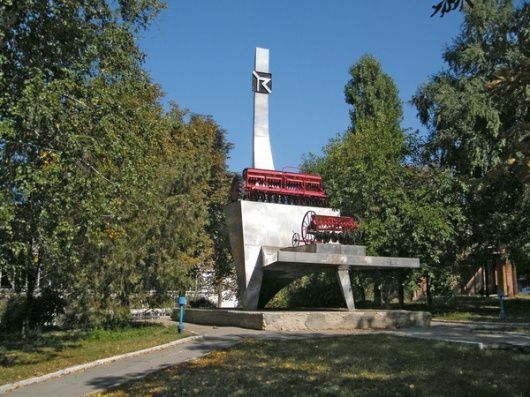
309, 215, 358, 233
242, 168, 327, 199
293, 211, 358, 247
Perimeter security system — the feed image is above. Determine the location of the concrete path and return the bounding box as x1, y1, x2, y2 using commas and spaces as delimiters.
2, 321, 529, 396
1, 325, 265, 397
393, 321, 530, 351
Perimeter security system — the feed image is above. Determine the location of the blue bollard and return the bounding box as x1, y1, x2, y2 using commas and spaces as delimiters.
178, 295, 187, 333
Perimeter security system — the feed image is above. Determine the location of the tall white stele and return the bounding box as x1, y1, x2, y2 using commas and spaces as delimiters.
252, 47, 275, 170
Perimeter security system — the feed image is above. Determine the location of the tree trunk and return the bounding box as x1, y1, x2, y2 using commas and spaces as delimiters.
374, 283, 382, 306
383, 284, 391, 309
425, 274, 433, 306
398, 282, 405, 307
359, 285, 366, 303
484, 265, 490, 297
24, 278, 35, 335
24, 241, 41, 336
13, 265, 20, 291
217, 283, 223, 308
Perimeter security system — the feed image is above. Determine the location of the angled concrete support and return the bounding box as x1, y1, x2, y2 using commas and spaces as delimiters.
337, 269, 355, 310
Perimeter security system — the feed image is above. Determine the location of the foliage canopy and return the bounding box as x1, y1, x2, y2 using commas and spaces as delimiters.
413, 0, 530, 274
0, 0, 232, 330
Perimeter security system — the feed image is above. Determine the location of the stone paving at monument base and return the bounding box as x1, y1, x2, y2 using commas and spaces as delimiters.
184, 308, 431, 331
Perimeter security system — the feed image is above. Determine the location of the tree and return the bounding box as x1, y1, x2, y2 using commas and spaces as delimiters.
413, 0, 530, 282
0, 1, 232, 330
161, 109, 235, 308
431, 0, 474, 17
1, 0, 164, 329
198, 116, 235, 306
299, 55, 464, 306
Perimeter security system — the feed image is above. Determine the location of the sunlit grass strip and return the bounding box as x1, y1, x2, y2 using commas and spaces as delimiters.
0, 324, 187, 386
400, 296, 530, 323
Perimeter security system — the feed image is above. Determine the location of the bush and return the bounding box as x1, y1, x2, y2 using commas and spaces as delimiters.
188, 297, 216, 309
0, 295, 26, 333
0, 289, 65, 333
170, 297, 216, 321
267, 272, 346, 309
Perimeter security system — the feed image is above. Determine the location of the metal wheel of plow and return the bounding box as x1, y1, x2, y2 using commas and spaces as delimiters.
291, 232, 301, 247
301, 210, 316, 243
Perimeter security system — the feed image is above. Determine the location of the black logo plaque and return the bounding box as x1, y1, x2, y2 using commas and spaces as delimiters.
252, 71, 272, 94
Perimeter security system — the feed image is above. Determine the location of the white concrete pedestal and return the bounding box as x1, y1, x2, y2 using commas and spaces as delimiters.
225, 201, 419, 310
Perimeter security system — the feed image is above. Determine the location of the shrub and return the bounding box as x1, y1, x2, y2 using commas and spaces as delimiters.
0, 289, 65, 333
188, 297, 216, 308
0, 295, 26, 333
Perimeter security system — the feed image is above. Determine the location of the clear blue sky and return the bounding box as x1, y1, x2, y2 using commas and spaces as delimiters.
139, 1, 463, 172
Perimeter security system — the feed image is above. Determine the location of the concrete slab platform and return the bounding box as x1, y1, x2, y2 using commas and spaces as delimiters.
281, 244, 367, 255
185, 309, 431, 331
261, 245, 419, 278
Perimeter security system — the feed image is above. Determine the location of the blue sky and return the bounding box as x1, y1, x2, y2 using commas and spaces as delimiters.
139, 1, 464, 172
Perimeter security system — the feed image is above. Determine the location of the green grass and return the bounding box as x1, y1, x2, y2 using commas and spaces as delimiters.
423, 296, 529, 323
358, 296, 530, 324
97, 334, 530, 397
0, 323, 188, 386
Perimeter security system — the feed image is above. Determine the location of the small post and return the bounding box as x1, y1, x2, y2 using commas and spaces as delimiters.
497, 290, 506, 321
178, 295, 187, 333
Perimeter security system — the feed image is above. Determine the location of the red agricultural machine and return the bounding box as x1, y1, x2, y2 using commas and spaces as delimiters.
230, 168, 328, 207
292, 210, 359, 246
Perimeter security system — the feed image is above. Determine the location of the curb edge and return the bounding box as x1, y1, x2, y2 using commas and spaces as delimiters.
0, 334, 202, 395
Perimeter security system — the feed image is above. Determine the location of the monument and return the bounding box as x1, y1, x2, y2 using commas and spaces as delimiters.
252, 47, 275, 170
185, 48, 431, 330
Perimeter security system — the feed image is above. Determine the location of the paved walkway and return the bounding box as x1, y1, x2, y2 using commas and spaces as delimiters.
393, 321, 530, 351
1, 325, 265, 397
2, 321, 530, 397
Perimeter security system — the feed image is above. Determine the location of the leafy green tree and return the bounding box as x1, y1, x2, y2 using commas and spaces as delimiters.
155, 109, 234, 308
198, 116, 235, 306
0, 0, 232, 330
300, 55, 464, 306
413, 0, 530, 282
431, 0, 474, 17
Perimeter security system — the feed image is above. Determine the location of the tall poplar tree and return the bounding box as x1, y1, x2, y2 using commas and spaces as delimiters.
302, 55, 463, 305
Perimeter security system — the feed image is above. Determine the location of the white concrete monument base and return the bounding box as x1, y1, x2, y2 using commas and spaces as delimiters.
184, 309, 432, 330
225, 201, 420, 310
225, 200, 339, 309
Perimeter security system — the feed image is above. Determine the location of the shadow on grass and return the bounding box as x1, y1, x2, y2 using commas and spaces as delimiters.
87, 334, 251, 393
0, 322, 166, 368
95, 334, 530, 397
0, 331, 81, 367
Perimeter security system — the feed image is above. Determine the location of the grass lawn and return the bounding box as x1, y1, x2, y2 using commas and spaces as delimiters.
417, 296, 530, 323
358, 295, 530, 324
98, 334, 530, 397
0, 323, 187, 386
